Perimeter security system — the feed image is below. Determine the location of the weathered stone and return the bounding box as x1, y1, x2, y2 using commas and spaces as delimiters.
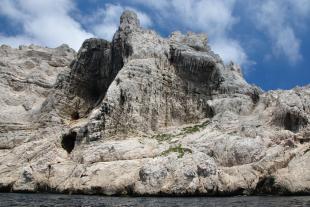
0, 11, 309, 196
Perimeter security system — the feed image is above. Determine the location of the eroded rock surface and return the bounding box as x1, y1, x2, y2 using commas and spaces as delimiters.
0, 11, 309, 195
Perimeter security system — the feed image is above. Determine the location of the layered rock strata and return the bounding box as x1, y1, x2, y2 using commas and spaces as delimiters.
0, 11, 309, 195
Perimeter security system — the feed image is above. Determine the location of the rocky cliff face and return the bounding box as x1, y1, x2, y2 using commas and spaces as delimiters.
0, 11, 309, 195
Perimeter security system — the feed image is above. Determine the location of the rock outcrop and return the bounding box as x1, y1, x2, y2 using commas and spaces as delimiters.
0, 11, 309, 196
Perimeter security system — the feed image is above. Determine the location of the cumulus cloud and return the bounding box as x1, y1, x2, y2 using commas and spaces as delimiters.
0, 35, 37, 47
0, 1, 152, 50
211, 38, 248, 67
86, 4, 152, 40
289, 0, 310, 18
0, 0, 309, 66
246, 0, 310, 64
0, 0, 93, 50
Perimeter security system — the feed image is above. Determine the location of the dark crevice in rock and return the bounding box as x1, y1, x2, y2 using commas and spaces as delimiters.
205, 103, 215, 118
63, 12, 139, 117
61, 131, 77, 153
35, 183, 58, 193
0, 183, 13, 192
255, 176, 276, 194
71, 111, 80, 120
249, 89, 260, 104
68, 39, 112, 105
254, 176, 289, 195
53, 35, 128, 118
284, 112, 308, 132
100, 102, 112, 116
119, 89, 126, 106
111, 32, 133, 72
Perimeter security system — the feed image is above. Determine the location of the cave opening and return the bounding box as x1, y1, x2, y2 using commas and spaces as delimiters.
71, 111, 80, 120
61, 132, 77, 153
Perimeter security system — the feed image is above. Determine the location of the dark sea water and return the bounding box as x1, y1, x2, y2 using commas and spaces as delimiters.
0, 193, 309, 207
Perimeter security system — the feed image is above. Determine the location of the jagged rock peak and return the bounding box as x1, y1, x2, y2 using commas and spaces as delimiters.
170, 31, 209, 50
1, 8, 309, 197
119, 10, 140, 30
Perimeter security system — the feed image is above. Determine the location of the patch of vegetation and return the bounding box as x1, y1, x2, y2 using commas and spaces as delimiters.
180, 120, 210, 135
160, 144, 192, 158
182, 125, 201, 134
152, 133, 174, 142
151, 120, 210, 143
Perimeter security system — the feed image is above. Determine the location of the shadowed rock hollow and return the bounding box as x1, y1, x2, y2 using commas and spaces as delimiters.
0, 11, 309, 196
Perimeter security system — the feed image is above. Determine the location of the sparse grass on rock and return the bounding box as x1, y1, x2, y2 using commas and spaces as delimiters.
160, 144, 192, 158
152, 133, 175, 142
180, 120, 210, 135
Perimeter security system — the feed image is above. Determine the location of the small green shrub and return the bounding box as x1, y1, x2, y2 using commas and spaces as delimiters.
181, 120, 210, 135
152, 120, 210, 143
152, 133, 174, 142
160, 144, 192, 158
182, 125, 201, 134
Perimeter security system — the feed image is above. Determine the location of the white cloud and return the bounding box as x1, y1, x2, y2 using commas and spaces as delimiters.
86, 4, 152, 40
275, 27, 301, 63
0, 0, 93, 50
289, 0, 310, 18
132, 0, 310, 65
211, 38, 248, 67
0, 0, 308, 66
170, 0, 237, 36
0, 1, 152, 50
0, 35, 37, 47
246, 0, 310, 64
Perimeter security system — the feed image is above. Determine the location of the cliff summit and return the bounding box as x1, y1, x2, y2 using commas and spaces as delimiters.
0, 11, 309, 196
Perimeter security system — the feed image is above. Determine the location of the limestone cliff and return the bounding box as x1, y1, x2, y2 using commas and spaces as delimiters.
0, 11, 309, 195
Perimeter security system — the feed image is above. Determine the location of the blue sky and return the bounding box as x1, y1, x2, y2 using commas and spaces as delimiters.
0, 0, 309, 90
